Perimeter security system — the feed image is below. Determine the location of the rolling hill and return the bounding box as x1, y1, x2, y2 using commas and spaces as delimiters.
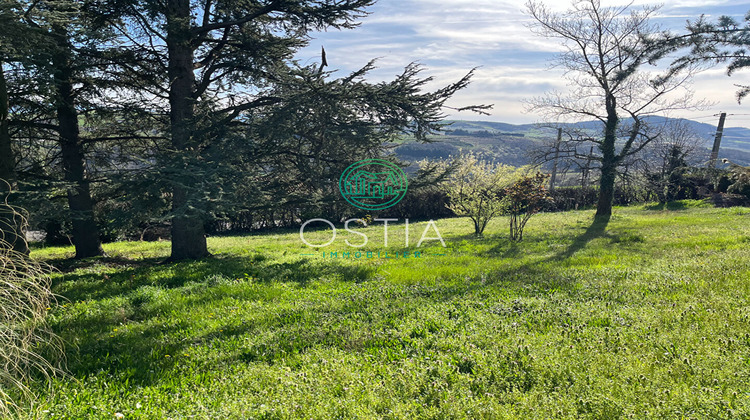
393, 117, 750, 167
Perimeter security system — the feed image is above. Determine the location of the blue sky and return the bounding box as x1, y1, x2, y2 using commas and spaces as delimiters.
296, 0, 750, 128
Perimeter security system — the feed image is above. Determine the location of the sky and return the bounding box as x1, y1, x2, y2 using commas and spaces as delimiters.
296, 0, 750, 128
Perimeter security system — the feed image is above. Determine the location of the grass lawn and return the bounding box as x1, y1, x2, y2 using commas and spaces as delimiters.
21, 202, 750, 419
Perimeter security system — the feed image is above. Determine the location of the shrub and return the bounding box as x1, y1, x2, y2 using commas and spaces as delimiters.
382, 186, 453, 219
724, 159, 750, 199
547, 186, 599, 211
505, 173, 552, 242
441, 153, 523, 236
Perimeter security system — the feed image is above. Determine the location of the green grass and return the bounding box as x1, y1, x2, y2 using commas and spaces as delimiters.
20, 202, 750, 419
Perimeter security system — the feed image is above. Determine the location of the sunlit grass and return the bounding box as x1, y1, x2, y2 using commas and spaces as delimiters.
25, 201, 750, 419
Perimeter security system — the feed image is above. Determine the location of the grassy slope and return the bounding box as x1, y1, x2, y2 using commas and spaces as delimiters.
26, 202, 750, 419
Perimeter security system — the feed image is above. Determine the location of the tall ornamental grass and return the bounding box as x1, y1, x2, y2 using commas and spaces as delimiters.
0, 207, 61, 415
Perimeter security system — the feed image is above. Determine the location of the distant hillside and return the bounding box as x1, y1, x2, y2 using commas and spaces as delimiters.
446, 117, 750, 152
393, 118, 750, 167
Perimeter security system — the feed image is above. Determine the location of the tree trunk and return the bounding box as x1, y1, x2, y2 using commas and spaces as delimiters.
596, 95, 618, 218
166, 0, 209, 260
596, 160, 616, 218
52, 31, 104, 258
0, 62, 28, 255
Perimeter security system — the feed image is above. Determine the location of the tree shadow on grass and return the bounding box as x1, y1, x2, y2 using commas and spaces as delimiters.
43, 255, 164, 273
47, 254, 385, 388
50, 256, 249, 302
50, 253, 376, 304
552, 215, 611, 260
483, 241, 523, 259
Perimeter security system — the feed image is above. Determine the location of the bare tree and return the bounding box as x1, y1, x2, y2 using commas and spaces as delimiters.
525, 0, 705, 218
640, 120, 706, 202
648, 119, 705, 166
529, 125, 599, 189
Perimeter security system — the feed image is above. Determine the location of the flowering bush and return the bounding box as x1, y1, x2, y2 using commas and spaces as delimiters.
441, 153, 523, 236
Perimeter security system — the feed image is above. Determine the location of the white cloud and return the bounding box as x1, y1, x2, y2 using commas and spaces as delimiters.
296, 0, 750, 125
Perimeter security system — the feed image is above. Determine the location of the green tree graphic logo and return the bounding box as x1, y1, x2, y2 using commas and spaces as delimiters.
339, 160, 408, 210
